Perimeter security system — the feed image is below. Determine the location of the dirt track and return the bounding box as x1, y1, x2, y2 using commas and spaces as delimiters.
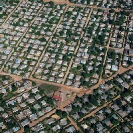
1, 1, 133, 132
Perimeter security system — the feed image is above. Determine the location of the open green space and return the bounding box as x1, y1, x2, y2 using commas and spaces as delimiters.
40, 83, 61, 95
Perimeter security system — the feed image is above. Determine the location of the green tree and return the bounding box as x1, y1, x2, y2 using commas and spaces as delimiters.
109, 9, 115, 13
24, 125, 30, 133
47, 97, 54, 106
63, 55, 69, 61
111, 118, 119, 125
39, 37, 46, 42
117, 33, 122, 39
56, 109, 62, 116
32, 81, 36, 86
11, 84, 17, 92
62, 111, 67, 118
49, 1, 54, 8
0, 94, 3, 101
77, 64, 82, 70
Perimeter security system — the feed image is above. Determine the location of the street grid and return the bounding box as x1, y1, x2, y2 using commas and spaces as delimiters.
0, 0, 133, 133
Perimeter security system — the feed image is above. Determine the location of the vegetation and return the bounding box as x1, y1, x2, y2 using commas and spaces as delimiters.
40, 83, 60, 95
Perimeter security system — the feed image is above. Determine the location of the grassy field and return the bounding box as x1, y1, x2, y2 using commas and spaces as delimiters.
40, 83, 61, 95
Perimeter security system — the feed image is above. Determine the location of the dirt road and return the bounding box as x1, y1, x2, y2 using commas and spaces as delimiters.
17, 109, 56, 133
0, 0, 22, 28
79, 64, 133, 96
29, 5, 69, 78
68, 116, 83, 133
79, 95, 120, 122
0, 4, 45, 72
62, 8, 93, 84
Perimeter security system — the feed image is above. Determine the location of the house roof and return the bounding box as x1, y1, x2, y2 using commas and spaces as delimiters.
52, 95, 62, 101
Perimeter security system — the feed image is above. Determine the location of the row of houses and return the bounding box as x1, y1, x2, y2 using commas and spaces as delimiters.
34, 7, 91, 84
0, 79, 33, 133
69, 0, 132, 10
3, 3, 66, 78
0, 0, 19, 25
64, 9, 114, 87
0, 75, 81, 133
80, 106, 122, 132
31, 113, 71, 133
0, 0, 42, 69
63, 69, 133, 132
0, 0, 132, 89
122, 15, 133, 67
102, 49, 122, 78
0, 78, 57, 132
0, 69, 132, 132
0, 75, 13, 88
6, 86, 55, 127
109, 13, 129, 48
64, 69, 133, 125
